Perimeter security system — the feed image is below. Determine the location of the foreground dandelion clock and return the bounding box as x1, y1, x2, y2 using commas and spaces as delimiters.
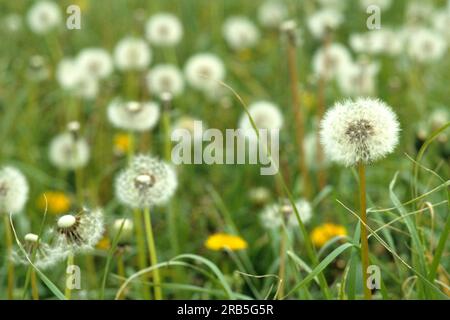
107, 99, 160, 132
222, 16, 260, 51
76, 48, 113, 80
238, 101, 283, 143
320, 98, 400, 166
184, 53, 225, 91
55, 209, 105, 252
0, 166, 29, 215
49, 132, 90, 170
320, 97, 400, 300
26, 0, 62, 34
115, 155, 177, 209
146, 64, 185, 98
114, 37, 152, 71
145, 13, 183, 46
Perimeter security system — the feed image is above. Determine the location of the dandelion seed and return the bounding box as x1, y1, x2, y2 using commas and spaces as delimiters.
205, 233, 248, 251
320, 97, 400, 167
107, 99, 160, 132
146, 64, 185, 98
222, 16, 260, 51
115, 155, 177, 209
146, 13, 183, 46
184, 53, 225, 91
26, 0, 62, 34
114, 37, 152, 71
54, 208, 105, 253
0, 166, 29, 215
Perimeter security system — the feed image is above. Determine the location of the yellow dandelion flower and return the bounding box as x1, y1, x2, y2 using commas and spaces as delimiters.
311, 223, 347, 248
96, 236, 111, 251
205, 233, 248, 251
114, 133, 131, 155
37, 191, 71, 215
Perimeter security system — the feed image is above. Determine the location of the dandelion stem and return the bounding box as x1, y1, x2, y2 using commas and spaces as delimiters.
143, 207, 163, 300
65, 253, 74, 300
4, 214, 14, 300
116, 251, 126, 300
277, 227, 287, 299
30, 269, 39, 300
358, 162, 372, 300
285, 29, 310, 198
132, 209, 151, 300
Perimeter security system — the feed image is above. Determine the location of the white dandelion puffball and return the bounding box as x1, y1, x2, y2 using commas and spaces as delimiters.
184, 53, 225, 91
56, 58, 81, 90
146, 64, 185, 98
312, 43, 352, 81
146, 13, 183, 46
407, 28, 447, 63
337, 60, 380, 96
115, 155, 178, 208
27, 0, 62, 34
359, 0, 392, 11
433, 10, 450, 41
0, 166, 29, 215
258, 1, 288, 28
76, 48, 113, 80
107, 99, 160, 132
13, 236, 64, 270
55, 209, 105, 252
114, 37, 152, 71
320, 98, 400, 167
307, 9, 343, 39
238, 101, 283, 143
222, 16, 260, 51
349, 29, 404, 56
49, 133, 90, 170
260, 199, 312, 230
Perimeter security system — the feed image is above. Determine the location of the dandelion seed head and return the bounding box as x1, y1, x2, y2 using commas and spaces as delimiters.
27, 0, 62, 34
55, 208, 105, 252
258, 1, 288, 28
260, 199, 312, 230
107, 99, 160, 132
115, 155, 177, 209
114, 37, 151, 71
0, 166, 29, 215
407, 28, 447, 63
238, 101, 283, 143
184, 53, 225, 91
77, 48, 113, 80
307, 9, 343, 39
222, 16, 260, 51
146, 64, 184, 98
49, 132, 90, 170
337, 59, 380, 96
146, 13, 183, 46
313, 43, 352, 80
320, 97, 400, 167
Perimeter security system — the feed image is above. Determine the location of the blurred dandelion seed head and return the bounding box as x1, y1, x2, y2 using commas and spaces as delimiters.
0, 166, 29, 215
147, 64, 185, 98
26, 0, 62, 35
49, 132, 90, 170
146, 13, 183, 47
107, 99, 160, 132
114, 37, 152, 71
184, 53, 225, 92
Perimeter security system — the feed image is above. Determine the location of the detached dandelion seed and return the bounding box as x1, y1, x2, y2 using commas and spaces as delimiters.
320, 97, 400, 299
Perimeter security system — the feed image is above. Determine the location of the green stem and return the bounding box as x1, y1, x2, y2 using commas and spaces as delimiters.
133, 209, 151, 300
358, 162, 372, 300
4, 214, 14, 299
65, 253, 74, 300
143, 207, 163, 300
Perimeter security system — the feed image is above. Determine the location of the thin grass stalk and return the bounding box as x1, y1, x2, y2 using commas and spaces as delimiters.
30, 269, 39, 300
4, 214, 14, 299
143, 207, 163, 300
285, 29, 310, 198
358, 162, 372, 300
277, 227, 287, 299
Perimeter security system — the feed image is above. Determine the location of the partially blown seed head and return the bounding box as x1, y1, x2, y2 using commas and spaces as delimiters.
0, 166, 29, 215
